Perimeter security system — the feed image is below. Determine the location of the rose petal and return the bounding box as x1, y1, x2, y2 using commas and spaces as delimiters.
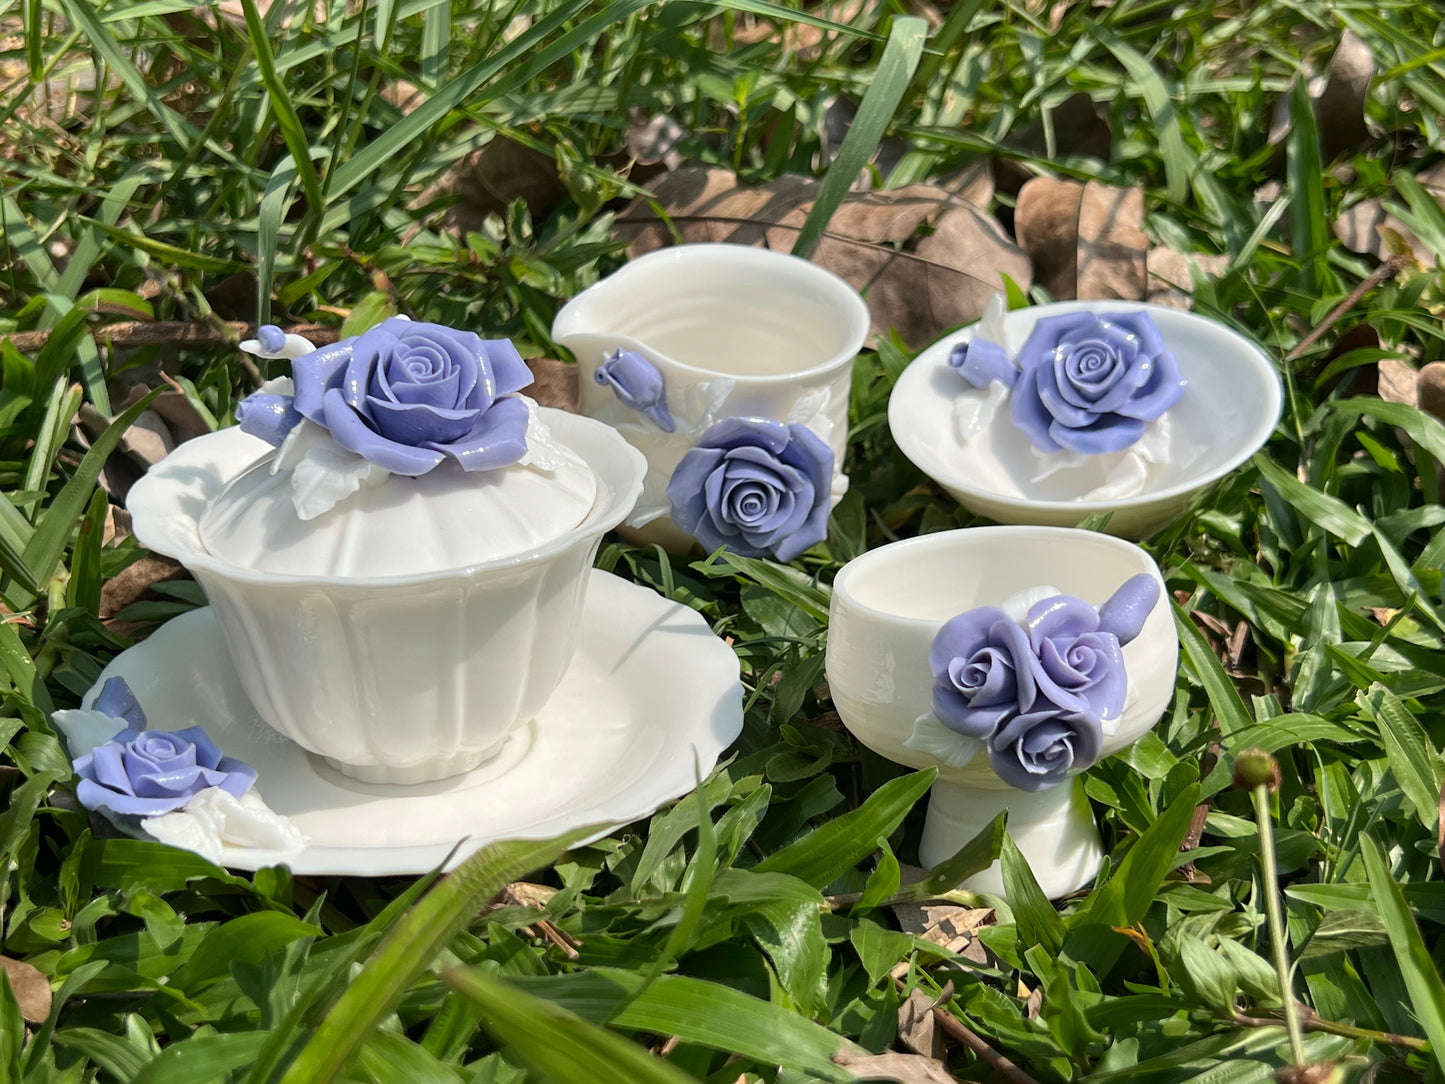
322, 387, 446, 475
1048, 414, 1147, 454
86, 742, 136, 794
291, 339, 356, 423
367, 395, 478, 445
697, 416, 792, 455
480, 338, 534, 400
1035, 359, 1100, 429
169, 726, 224, 771
1008, 366, 1064, 453
1112, 347, 1185, 420
667, 447, 727, 536
1025, 594, 1100, 646
76, 779, 191, 817
92, 677, 147, 729
930, 607, 1009, 678
427, 395, 530, 472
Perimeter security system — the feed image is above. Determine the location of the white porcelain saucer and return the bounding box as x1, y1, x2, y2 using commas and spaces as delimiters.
83, 570, 743, 876
889, 301, 1281, 538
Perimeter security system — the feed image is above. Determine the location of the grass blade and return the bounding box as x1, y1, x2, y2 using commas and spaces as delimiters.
443, 968, 698, 1084
1359, 684, 1443, 832
1359, 835, 1445, 1073
17, 387, 163, 601
277, 831, 591, 1083
1286, 77, 1329, 297
1252, 454, 1370, 546
239, 0, 326, 225
791, 16, 927, 260
1088, 21, 1190, 205
1173, 601, 1254, 746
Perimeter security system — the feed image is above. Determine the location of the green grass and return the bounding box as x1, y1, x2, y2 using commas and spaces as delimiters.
2, 1, 1445, 1081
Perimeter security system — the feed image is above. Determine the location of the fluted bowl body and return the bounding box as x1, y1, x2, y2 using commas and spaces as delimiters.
128, 410, 646, 783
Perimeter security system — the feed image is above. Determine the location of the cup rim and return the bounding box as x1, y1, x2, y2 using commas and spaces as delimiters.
830, 525, 1164, 630
129, 408, 647, 591
889, 300, 1283, 516
554, 243, 873, 384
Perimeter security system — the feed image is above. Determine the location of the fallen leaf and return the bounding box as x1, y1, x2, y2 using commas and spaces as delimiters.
526, 358, 579, 413
1376, 357, 1419, 408
1416, 362, 1445, 421
897, 987, 941, 1058
100, 555, 186, 621
614, 167, 1031, 348
1014, 177, 1083, 298
415, 137, 566, 236
1, 956, 52, 1024
1314, 29, 1374, 163
833, 1051, 959, 1083
717, 0, 875, 56
1334, 163, 1445, 268
1076, 181, 1147, 301
1146, 247, 1229, 310
626, 111, 685, 172
1014, 177, 1147, 301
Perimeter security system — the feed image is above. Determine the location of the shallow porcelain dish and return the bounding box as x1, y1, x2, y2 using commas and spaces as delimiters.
79, 573, 743, 875
553, 243, 870, 555
888, 301, 1282, 538
826, 526, 1177, 898
127, 412, 646, 785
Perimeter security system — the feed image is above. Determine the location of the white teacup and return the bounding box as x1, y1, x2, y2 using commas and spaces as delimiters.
826, 525, 1177, 898
128, 411, 646, 785
553, 243, 870, 555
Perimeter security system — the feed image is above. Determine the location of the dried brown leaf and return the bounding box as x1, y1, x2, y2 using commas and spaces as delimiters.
993, 92, 1111, 197
1146, 247, 1229, 310
1315, 29, 1374, 162
100, 555, 186, 621
833, 1051, 959, 1083
1418, 362, 1445, 421
614, 167, 1031, 348
416, 138, 566, 236
1377, 358, 1420, 408
526, 358, 579, 413
1076, 181, 1147, 301
1, 956, 52, 1024
897, 987, 941, 1057
1014, 177, 1083, 299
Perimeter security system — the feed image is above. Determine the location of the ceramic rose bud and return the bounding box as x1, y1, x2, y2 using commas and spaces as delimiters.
667, 416, 833, 562
595, 349, 675, 432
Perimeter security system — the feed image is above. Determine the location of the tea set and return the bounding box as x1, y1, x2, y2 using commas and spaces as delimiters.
54, 243, 1281, 896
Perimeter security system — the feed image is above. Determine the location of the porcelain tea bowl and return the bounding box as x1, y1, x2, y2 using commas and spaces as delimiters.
889, 300, 1282, 538
553, 243, 871, 560
128, 409, 646, 785
826, 526, 1177, 898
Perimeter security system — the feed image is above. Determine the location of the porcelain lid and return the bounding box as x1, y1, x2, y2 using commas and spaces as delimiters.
197, 429, 598, 578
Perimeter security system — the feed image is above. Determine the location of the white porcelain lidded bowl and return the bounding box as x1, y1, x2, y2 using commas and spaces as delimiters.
129, 406, 646, 785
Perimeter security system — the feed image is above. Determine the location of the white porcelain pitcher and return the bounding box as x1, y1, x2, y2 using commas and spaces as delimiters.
553, 244, 871, 556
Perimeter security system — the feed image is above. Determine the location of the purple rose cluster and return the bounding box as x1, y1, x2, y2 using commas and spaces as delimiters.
950, 310, 1185, 456
236, 318, 534, 476
70, 678, 257, 818
929, 574, 1160, 790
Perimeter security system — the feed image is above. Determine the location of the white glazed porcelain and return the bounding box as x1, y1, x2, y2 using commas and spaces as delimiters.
127, 412, 647, 785
826, 526, 1177, 899
81, 572, 743, 875
553, 243, 871, 549
889, 301, 1282, 538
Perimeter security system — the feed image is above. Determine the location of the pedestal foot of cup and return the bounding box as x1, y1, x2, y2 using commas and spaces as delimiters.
322, 740, 507, 785
918, 775, 1103, 900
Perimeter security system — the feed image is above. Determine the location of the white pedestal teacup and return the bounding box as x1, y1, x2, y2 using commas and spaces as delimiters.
826, 525, 1178, 899
553, 243, 871, 558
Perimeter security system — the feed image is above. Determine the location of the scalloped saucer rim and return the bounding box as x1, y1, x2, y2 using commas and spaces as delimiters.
81, 570, 743, 876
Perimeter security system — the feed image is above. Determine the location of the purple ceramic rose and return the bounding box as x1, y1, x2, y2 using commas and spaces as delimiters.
1010, 312, 1184, 455
951, 310, 1185, 456
929, 573, 1160, 790
236, 318, 534, 476
595, 349, 674, 432
667, 417, 833, 562
71, 678, 257, 818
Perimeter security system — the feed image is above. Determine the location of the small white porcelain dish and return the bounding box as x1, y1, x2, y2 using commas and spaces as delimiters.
127, 414, 646, 785
826, 526, 1177, 898
888, 301, 1282, 538
78, 573, 743, 875
553, 243, 870, 556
